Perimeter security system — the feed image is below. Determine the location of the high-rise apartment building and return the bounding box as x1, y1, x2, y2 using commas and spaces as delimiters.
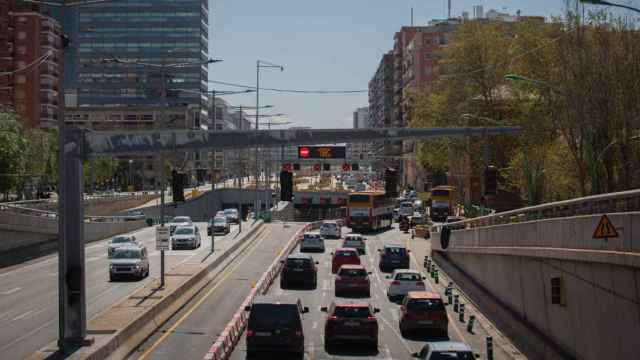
0, 1, 62, 129
349, 107, 371, 161
368, 52, 394, 170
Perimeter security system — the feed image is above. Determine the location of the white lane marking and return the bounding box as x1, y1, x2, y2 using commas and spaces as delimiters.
10, 310, 33, 322
390, 309, 399, 322
1, 287, 21, 295
0, 318, 55, 350
377, 313, 414, 355
312, 321, 318, 329
86, 256, 100, 262
322, 279, 330, 291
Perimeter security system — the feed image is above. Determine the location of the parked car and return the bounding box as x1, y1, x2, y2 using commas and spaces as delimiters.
223, 208, 240, 224
107, 235, 139, 257
209, 215, 230, 235
320, 221, 342, 239
400, 291, 448, 337
378, 245, 411, 272
335, 264, 371, 297
109, 245, 149, 281
342, 234, 366, 255
171, 224, 201, 249
280, 253, 319, 289
300, 232, 325, 252
386, 269, 426, 301
331, 247, 361, 273
412, 341, 477, 359
245, 295, 309, 357
321, 300, 380, 350
168, 216, 192, 235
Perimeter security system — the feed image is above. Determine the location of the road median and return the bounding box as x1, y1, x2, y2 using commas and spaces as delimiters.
28, 220, 265, 360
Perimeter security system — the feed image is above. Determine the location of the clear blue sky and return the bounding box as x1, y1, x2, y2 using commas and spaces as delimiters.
208, 1, 570, 129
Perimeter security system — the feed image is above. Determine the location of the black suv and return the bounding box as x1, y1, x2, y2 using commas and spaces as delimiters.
245, 295, 309, 357
378, 245, 411, 272
280, 253, 318, 289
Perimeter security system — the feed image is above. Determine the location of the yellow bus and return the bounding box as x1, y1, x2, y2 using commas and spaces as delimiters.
430, 185, 457, 222
347, 191, 394, 232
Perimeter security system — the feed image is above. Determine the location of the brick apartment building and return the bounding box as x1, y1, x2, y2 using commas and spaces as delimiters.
0, 1, 62, 129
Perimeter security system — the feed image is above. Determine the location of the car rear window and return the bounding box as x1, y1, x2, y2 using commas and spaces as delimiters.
112, 236, 131, 243
334, 306, 371, 318
172, 217, 190, 223
174, 227, 194, 235
248, 304, 301, 328
344, 240, 362, 247
338, 268, 367, 277
395, 273, 421, 281
336, 250, 356, 257
407, 298, 445, 312
322, 223, 337, 229
286, 258, 312, 268
430, 351, 475, 360
385, 247, 407, 256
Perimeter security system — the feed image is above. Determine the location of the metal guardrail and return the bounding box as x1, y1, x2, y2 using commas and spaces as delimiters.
0, 203, 145, 223
443, 189, 640, 230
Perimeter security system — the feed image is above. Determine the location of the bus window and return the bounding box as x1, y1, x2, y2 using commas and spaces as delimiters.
349, 194, 370, 203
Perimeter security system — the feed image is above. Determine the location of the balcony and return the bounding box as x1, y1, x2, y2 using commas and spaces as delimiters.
41, 62, 59, 77
40, 75, 57, 90
41, 103, 57, 117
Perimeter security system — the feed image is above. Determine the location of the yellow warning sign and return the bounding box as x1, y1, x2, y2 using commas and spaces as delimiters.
593, 214, 619, 239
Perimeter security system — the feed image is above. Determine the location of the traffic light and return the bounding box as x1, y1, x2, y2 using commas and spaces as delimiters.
280, 171, 293, 201
293, 163, 300, 171
484, 165, 498, 196
342, 163, 351, 172
384, 168, 398, 197
313, 163, 321, 172
351, 163, 359, 171
323, 163, 331, 171
171, 170, 185, 202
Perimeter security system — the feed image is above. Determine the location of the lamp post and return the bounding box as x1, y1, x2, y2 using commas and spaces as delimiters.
256, 60, 284, 218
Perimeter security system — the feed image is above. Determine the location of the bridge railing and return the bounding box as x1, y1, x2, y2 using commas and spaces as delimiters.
0, 203, 143, 223
444, 189, 640, 230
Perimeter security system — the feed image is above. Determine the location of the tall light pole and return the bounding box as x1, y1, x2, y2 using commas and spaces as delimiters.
255, 60, 284, 217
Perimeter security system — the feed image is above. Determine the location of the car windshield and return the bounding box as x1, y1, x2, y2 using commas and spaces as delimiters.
248, 304, 300, 329
349, 194, 370, 203
385, 247, 407, 256
432, 201, 449, 208
112, 236, 131, 244
112, 249, 140, 259
322, 223, 337, 229
214, 217, 226, 224
334, 306, 371, 318
339, 268, 367, 277
224, 209, 235, 214
407, 298, 445, 312
336, 251, 356, 257
395, 272, 421, 281
346, 236, 362, 241
430, 351, 475, 360
174, 227, 194, 235
344, 240, 362, 247
172, 217, 190, 223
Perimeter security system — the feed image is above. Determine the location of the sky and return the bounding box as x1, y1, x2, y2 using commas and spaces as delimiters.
208, 1, 573, 129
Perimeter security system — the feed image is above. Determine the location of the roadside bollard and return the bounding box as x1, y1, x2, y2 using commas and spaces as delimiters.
486, 337, 494, 360
434, 269, 439, 284
423, 256, 429, 268
459, 303, 465, 322
467, 315, 476, 333
453, 295, 459, 312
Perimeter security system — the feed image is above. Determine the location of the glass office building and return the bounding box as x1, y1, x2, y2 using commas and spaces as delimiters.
71, 0, 209, 120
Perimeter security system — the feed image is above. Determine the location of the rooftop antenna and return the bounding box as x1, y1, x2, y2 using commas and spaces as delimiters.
448, 0, 451, 18
411, 7, 414, 26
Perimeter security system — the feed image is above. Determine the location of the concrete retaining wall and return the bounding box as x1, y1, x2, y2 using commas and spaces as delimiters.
432, 212, 640, 360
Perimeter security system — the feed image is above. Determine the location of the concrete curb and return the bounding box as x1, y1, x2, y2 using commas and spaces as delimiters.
30, 221, 264, 360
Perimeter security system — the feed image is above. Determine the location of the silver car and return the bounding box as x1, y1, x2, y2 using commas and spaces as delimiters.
109, 245, 150, 281
412, 341, 477, 359
168, 216, 192, 235
107, 235, 138, 258
342, 234, 366, 254
300, 232, 325, 252
171, 225, 201, 249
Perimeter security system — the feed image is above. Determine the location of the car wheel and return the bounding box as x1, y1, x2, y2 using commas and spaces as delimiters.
371, 338, 378, 350
280, 279, 286, 289
365, 289, 371, 297
109, 274, 115, 282
324, 339, 332, 352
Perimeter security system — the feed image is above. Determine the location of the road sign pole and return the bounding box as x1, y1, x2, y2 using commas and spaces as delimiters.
159, 155, 166, 289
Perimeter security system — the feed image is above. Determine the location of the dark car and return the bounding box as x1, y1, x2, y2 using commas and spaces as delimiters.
245, 295, 309, 357
321, 300, 380, 350
400, 291, 448, 337
378, 245, 411, 272
280, 254, 319, 289
335, 264, 371, 297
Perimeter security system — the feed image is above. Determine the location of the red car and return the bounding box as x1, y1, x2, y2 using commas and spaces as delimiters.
400, 291, 448, 337
335, 264, 371, 297
322, 300, 380, 350
331, 248, 361, 273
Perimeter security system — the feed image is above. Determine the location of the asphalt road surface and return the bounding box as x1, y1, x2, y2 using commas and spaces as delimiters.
0, 221, 247, 360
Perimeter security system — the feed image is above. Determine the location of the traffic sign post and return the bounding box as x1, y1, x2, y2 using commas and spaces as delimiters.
156, 225, 170, 288
593, 214, 619, 240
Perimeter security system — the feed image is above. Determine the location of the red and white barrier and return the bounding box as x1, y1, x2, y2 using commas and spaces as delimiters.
203, 221, 335, 360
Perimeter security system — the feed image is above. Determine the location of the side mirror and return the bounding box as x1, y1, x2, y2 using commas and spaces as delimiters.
377, 249, 381, 252
475, 354, 481, 359
330, 252, 334, 255
385, 275, 391, 279
423, 276, 427, 280
320, 306, 328, 312
407, 249, 411, 253
374, 308, 380, 313
315, 261, 319, 265
367, 271, 372, 275
244, 305, 251, 311
302, 306, 309, 313
280, 260, 284, 264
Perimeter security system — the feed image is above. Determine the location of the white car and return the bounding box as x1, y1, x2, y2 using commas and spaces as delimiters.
171, 225, 201, 249
300, 232, 325, 252
107, 235, 139, 257
342, 234, 366, 255
168, 216, 192, 235
320, 221, 341, 239
386, 269, 426, 301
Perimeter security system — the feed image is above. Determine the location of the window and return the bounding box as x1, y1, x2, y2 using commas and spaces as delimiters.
17, 31, 27, 40
550, 276, 566, 306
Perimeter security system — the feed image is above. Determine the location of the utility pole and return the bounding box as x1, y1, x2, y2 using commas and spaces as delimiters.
255, 60, 260, 216
159, 59, 166, 289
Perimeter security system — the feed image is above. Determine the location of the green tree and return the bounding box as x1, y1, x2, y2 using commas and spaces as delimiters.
0, 110, 28, 200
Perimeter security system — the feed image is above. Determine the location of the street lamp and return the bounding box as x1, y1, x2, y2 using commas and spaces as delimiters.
579, 0, 640, 14
255, 60, 284, 217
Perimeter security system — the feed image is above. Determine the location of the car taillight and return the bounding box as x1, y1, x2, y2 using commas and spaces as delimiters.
392, 281, 401, 285
282, 266, 288, 273
246, 330, 254, 337
295, 330, 303, 337
416, 281, 425, 287
328, 315, 338, 321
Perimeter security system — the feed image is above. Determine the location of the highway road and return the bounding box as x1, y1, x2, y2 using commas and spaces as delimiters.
228, 225, 523, 360
0, 220, 249, 360
127, 222, 304, 360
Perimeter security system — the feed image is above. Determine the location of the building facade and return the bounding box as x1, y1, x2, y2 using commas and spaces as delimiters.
368, 52, 395, 171
0, 1, 62, 129
348, 107, 371, 161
